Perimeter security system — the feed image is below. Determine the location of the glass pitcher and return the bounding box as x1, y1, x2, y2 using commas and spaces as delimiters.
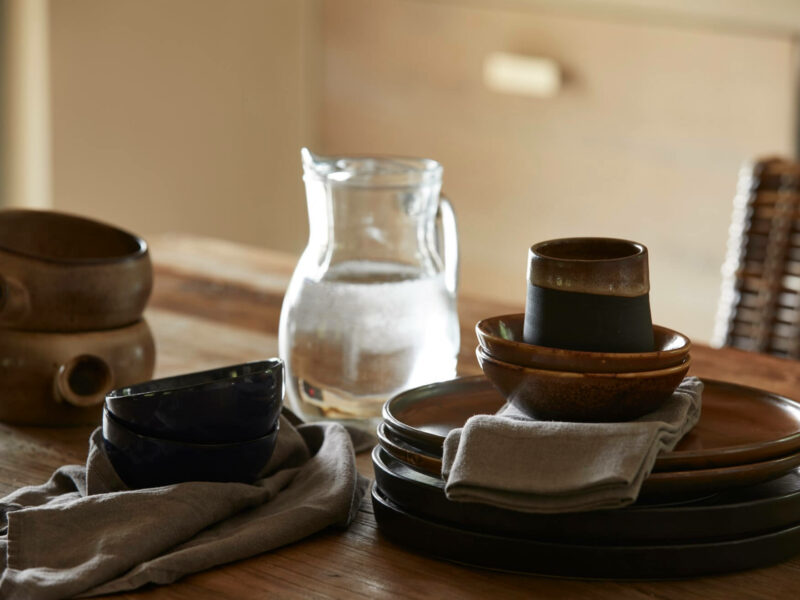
278, 149, 460, 425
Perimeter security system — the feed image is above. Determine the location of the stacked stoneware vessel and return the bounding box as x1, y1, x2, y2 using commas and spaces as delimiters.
474, 314, 691, 421
476, 238, 691, 422
101, 360, 283, 488
0, 209, 156, 425
372, 238, 800, 576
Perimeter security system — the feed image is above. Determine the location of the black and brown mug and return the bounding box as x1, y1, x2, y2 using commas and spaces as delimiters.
523, 237, 654, 353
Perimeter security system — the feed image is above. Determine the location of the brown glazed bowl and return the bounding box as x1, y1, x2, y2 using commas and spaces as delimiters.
476, 347, 690, 422
477, 314, 690, 373
0, 209, 152, 331
0, 320, 156, 425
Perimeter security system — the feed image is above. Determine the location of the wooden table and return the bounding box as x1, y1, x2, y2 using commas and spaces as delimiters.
3, 234, 800, 599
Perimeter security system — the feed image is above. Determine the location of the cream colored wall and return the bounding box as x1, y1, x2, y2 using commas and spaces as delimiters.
319, 0, 796, 343
50, 0, 317, 253
49, 0, 796, 344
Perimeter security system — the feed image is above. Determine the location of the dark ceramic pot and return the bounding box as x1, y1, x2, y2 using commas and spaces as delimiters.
102, 408, 279, 489
105, 359, 283, 443
523, 238, 654, 353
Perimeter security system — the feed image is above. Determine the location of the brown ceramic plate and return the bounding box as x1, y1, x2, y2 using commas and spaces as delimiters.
377, 421, 442, 475
657, 379, 800, 471
382, 376, 800, 472
378, 419, 800, 498
378, 423, 800, 501
641, 452, 800, 498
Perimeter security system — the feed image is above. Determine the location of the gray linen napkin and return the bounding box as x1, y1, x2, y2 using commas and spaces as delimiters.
442, 377, 703, 513
0, 414, 371, 600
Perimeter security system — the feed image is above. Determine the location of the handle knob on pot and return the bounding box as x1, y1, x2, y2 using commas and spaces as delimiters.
0, 275, 31, 326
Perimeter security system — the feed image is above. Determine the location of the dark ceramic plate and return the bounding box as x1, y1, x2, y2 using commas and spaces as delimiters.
372, 446, 800, 545
372, 485, 800, 579
382, 376, 800, 471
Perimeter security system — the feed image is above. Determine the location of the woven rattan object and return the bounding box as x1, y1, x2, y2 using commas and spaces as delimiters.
714, 158, 800, 357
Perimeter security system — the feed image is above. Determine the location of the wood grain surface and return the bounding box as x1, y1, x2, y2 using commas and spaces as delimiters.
3, 234, 800, 598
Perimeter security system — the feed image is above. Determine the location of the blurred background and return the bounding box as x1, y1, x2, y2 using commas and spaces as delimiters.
1, 0, 798, 344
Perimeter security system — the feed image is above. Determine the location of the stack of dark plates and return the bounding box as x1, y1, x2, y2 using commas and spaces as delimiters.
715, 157, 800, 357
373, 375, 800, 578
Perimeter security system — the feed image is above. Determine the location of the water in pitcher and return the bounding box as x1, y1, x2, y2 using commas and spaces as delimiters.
281, 260, 459, 422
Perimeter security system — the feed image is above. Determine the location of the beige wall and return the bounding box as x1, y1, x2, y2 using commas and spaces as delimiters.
50, 0, 317, 253
319, 0, 795, 343
49, 0, 796, 344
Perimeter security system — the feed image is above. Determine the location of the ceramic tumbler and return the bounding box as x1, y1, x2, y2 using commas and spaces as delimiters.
523, 238, 654, 352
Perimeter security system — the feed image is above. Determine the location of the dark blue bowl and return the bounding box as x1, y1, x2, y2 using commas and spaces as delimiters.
102, 408, 279, 489
105, 359, 283, 443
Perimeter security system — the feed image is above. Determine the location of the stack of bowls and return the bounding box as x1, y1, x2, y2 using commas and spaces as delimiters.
102, 359, 284, 488
0, 209, 155, 425
476, 314, 691, 422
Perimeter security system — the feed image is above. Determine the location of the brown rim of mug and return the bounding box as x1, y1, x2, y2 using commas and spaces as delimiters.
528, 237, 649, 297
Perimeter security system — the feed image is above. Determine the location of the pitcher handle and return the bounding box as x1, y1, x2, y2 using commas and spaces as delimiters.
436, 195, 459, 296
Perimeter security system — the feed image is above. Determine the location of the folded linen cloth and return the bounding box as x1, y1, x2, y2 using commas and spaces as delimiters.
442, 377, 703, 514
0, 413, 372, 600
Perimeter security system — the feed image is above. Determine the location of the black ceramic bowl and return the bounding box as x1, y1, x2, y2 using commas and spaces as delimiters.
105, 359, 283, 443
102, 408, 279, 489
